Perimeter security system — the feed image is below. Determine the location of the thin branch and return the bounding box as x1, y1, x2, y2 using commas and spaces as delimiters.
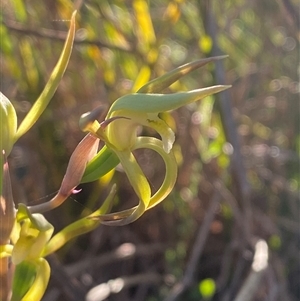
202, 0, 252, 243
280, 0, 300, 31
2, 19, 133, 52
65, 243, 165, 276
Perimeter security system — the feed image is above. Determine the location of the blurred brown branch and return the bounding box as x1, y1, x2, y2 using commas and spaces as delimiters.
202, 0, 252, 243
279, 0, 300, 33
2, 19, 133, 52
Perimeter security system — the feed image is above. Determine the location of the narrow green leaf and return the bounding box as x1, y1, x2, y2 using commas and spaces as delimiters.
14, 11, 76, 141
137, 55, 228, 93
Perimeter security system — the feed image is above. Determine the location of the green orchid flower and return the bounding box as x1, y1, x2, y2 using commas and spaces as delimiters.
0, 178, 116, 301
79, 56, 231, 225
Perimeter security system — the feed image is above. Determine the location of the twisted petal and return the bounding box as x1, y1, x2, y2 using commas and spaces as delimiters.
12, 259, 50, 301
133, 137, 177, 209
91, 137, 177, 225
23, 258, 50, 301
97, 149, 151, 225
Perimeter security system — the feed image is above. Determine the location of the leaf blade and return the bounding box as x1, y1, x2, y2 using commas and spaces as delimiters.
14, 11, 76, 141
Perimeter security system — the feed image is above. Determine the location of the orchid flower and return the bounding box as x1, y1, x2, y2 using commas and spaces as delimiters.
79, 56, 231, 225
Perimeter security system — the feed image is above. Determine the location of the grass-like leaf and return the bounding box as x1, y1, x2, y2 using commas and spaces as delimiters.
14, 11, 76, 141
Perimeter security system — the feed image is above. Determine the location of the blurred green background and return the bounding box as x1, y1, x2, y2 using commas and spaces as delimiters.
1, 0, 299, 300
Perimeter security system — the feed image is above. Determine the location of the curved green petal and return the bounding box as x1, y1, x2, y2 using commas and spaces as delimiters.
117, 150, 151, 208
132, 137, 177, 209
107, 85, 231, 116
21, 258, 50, 301
95, 149, 151, 226
91, 137, 177, 225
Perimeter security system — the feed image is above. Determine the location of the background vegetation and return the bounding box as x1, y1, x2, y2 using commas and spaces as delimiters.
1, 0, 299, 300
